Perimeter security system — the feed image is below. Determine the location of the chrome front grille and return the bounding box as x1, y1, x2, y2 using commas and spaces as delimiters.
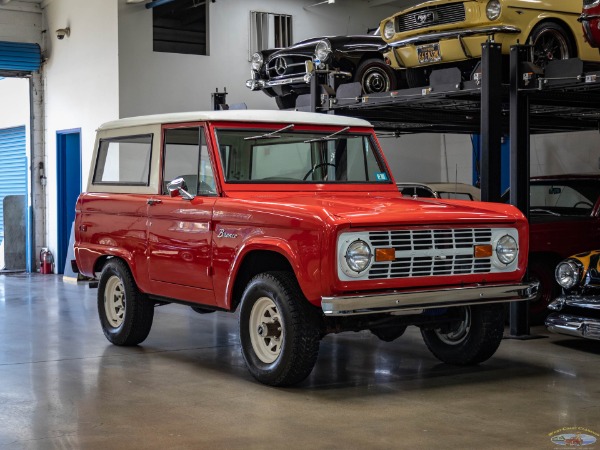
266, 54, 310, 80
395, 3, 466, 33
368, 228, 492, 280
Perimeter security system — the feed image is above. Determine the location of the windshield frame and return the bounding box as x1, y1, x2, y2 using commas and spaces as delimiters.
210, 123, 394, 189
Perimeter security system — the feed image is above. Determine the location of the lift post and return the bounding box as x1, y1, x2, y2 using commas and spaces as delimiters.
479, 41, 503, 203
509, 44, 531, 336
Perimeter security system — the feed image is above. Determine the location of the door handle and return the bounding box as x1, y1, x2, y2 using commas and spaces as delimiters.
147, 199, 162, 206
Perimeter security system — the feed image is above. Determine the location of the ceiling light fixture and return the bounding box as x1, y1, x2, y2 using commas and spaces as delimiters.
304, 0, 335, 9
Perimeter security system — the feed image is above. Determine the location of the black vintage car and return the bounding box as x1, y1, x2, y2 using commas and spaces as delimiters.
246, 30, 403, 109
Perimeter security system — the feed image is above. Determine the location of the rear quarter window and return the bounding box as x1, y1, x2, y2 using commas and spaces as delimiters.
93, 134, 153, 185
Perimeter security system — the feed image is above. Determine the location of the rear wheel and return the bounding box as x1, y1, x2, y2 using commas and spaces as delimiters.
97, 259, 154, 346
421, 304, 504, 365
239, 272, 322, 386
354, 58, 398, 94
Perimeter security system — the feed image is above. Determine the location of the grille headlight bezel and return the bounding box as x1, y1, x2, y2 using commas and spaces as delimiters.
345, 240, 373, 274
486, 0, 501, 21
495, 234, 518, 265
251, 52, 264, 71
383, 20, 395, 40
555, 260, 582, 290
314, 39, 332, 63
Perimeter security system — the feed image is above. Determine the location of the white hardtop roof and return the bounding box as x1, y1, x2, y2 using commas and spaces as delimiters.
98, 110, 373, 131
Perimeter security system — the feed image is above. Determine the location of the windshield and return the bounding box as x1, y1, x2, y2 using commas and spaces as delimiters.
530, 179, 600, 215
215, 128, 391, 184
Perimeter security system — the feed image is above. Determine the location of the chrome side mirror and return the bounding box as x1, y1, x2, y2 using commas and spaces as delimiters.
167, 177, 195, 200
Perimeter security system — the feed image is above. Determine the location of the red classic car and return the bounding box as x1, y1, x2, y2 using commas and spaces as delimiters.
581, 0, 600, 48
527, 175, 600, 321
75, 110, 536, 386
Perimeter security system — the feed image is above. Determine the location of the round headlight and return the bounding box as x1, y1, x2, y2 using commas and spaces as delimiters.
486, 0, 501, 20
251, 52, 264, 71
555, 260, 581, 290
345, 240, 372, 273
383, 20, 395, 40
496, 235, 518, 265
315, 40, 332, 62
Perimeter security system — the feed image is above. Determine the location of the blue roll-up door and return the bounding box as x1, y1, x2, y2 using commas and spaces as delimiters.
0, 41, 41, 72
0, 126, 27, 242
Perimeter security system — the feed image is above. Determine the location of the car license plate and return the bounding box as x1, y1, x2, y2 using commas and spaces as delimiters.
417, 43, 441, 64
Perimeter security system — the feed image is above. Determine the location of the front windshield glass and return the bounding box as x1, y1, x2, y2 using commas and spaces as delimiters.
215, 128, 390, 184
530, 179, 600, 215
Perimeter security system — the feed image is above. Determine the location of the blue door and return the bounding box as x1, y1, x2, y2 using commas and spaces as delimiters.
0, 126, 27, 243
56, 130, 81, 274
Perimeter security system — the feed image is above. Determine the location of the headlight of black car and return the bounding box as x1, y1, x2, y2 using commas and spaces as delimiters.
555, 259, 582, 290
251, 52, 264, 71
315, 39, 332, 63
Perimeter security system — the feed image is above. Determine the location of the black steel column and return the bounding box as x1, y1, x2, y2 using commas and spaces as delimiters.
509, 45, 531, 336
480, 42, 503, 203
310, 69, 319, 112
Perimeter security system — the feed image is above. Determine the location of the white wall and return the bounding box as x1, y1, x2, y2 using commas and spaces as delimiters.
43, 0, 119, 261
0, 77, 29, 129
378, 133, 443, 183
531, 132, 600, 176
118, 0, 399, 116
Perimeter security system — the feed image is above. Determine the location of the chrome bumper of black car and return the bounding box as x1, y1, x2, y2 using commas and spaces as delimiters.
546, 314, 600, 340
548, 295, 600, 311
387, 25, 521, 48
321, 281, 538, 316
246, 68, 352, 91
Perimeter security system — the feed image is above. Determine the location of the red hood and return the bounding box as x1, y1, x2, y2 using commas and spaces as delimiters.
226, 191, 524, 227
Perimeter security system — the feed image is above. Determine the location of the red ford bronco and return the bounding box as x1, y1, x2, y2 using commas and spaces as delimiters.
75, 110, 536, 386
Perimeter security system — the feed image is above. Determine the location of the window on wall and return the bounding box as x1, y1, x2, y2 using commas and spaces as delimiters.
249, 11, 293, 59
153, 0, 209, 56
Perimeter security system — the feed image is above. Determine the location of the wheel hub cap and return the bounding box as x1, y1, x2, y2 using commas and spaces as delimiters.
249, 297, 284, 364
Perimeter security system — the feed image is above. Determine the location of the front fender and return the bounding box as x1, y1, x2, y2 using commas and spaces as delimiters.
223, 237, 322, 310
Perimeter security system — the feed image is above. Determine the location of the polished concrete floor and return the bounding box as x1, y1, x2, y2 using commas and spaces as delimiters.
0, 273, 599, 449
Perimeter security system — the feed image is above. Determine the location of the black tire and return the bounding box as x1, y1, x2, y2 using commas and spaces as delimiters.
406, 67, 429, 88
528, 256, 561, 325
421, 304, 504, 365
239, 271, 322, 386
275, 94, 297, 110
97, 259, 154, 346
529, 22, 575, 68
354, 58, 398, 94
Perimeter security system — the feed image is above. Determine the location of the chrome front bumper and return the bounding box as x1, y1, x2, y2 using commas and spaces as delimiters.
546, 314, 600, 340
246, 73, 311, 91
387, 25, 521, 48
321, 281, 538, 316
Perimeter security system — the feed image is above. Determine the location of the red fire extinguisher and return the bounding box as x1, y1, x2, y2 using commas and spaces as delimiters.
40, 248, 54, 274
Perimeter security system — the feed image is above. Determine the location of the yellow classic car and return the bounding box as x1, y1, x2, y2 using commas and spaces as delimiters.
380, 0, 600, 87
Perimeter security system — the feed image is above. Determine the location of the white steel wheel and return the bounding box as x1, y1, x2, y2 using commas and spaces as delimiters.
104, 275, 126, 328
434, 307, 471, 345
249, 296, 284, 364
97, 259, 154, 346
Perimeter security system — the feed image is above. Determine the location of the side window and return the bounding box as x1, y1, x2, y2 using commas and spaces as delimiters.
93, 134, 152, 185
153, 0, 209, 56
249, 11, 293, 58
163, 127, 216, 196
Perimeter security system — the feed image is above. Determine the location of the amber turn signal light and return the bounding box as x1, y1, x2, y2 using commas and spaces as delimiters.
375, 248, 396, 262
474, 244, 493, 258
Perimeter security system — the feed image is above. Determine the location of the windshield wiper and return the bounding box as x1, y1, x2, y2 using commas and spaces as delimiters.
303, 126, 350, 143
244, 124, 294, 140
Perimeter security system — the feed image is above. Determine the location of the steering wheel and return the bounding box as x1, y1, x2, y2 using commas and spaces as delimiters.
574, 201, 593, 208
303, 163, 337, 181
